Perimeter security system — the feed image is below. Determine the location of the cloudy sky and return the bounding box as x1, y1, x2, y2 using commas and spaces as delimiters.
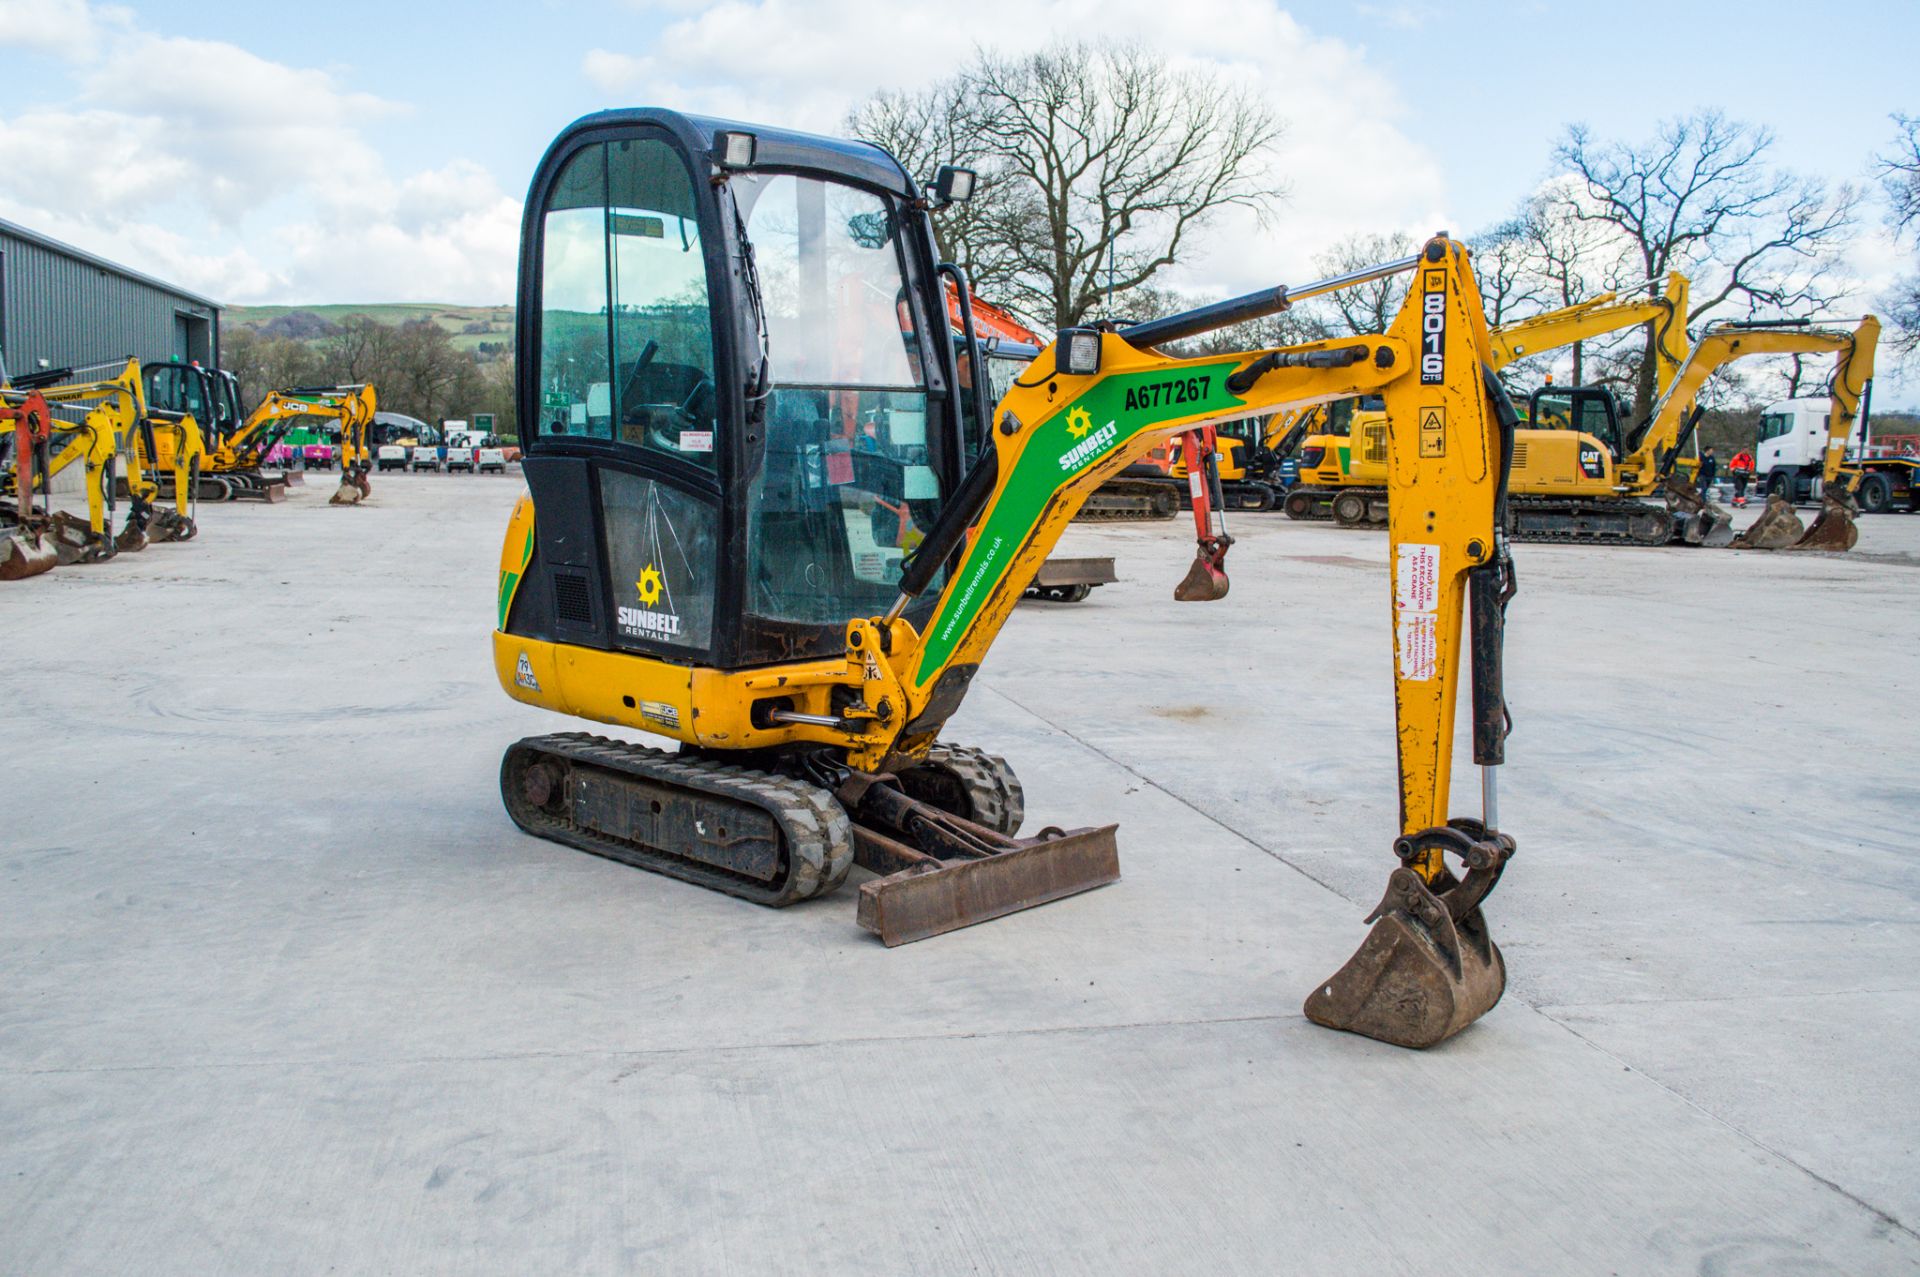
2, 0, 1916, 395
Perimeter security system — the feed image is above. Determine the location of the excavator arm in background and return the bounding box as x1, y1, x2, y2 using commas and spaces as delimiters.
0, 390, 58, 579
1489, 272, 1691, 396
1701, 317, 1882, 550
1183, 272, 1692, 584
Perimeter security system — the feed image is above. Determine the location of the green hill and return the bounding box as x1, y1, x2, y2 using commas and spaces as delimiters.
225, 302, 514, 353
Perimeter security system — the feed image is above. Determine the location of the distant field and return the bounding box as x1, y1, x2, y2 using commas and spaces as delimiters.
226, 303, 514, 352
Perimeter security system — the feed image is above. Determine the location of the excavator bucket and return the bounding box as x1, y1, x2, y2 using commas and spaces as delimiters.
1173, 549, 1230, 601
1, 528, 58, 580
1306, 826, 1513, 1049
1661, 475, 1734, 546
329, 476, 365, 505
1786, 496, 1859, 552
1730, 494, 1806, 550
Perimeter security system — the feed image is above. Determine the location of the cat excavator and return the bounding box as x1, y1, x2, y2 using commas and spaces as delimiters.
492, 110, 1521, 1049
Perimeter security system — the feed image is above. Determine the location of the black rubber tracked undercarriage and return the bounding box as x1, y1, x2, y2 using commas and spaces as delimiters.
501, 733, 1116, 945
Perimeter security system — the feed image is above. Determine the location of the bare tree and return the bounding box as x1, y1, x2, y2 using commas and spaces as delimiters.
1308, 231, 1418, 336
848, 83, 1037, 312
1554, 111, 1857, 417
852, 42, 1283, 331
1878, 113, 1920, 356
1470, 215, 1547, 330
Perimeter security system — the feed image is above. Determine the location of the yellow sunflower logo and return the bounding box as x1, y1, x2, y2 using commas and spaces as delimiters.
636, 565, 664, 607
1065, 407, 1095, 438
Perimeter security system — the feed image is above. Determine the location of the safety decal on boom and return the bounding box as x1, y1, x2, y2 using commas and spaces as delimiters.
1420, 269, 1447, 386
1395, 542, 1441, 682
1419, 407, 1445, 458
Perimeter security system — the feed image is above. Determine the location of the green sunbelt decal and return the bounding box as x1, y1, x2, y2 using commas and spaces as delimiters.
497, 525, 534, 630
913, 362, 1244, 686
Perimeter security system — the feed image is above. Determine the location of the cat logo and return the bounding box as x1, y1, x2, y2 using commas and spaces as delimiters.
637, 564, 664, 606
514, 651, 541, 692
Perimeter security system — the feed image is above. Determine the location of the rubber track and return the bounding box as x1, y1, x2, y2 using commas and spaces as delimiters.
501, 731, 853, 907
1507, 496, 1674, 546
915, 742, 1026, 836
1282, 486, 1338, 521
1076, 480, 1179, 522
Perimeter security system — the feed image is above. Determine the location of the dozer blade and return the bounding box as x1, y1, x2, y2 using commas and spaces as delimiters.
0, 530, 57, 580
854, 823, 1120, 947
1729, 494, 1806, 550
1305, 825, 1513, 1049
1786, 496, 1858, 552
1174, 549, 1230, 601
840, 775, 1118, 945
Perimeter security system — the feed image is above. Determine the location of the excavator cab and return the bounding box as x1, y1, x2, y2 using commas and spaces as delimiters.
1528, 385, 1624, 458
508, 112, 966, 671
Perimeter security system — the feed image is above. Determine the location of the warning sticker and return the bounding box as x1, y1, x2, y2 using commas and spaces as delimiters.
1419, 406, 1445, 458
1397, 613, 1438, 681
1396, 543, 1441, 613
1395, 542, 1441, 682
678, 430, 714, 453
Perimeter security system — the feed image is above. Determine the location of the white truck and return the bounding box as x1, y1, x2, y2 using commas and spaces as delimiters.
1754, 397, 1920, 514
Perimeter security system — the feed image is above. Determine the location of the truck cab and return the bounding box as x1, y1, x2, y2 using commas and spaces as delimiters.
1756, 396, 1920, 511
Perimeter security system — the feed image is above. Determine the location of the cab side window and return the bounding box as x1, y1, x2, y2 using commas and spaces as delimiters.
536, 138, 718, 468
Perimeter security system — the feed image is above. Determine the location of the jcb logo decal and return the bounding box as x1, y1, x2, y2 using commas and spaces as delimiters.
1420, 269, 1447, 386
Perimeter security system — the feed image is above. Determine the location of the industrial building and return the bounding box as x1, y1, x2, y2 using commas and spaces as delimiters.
0, 217, 220, 382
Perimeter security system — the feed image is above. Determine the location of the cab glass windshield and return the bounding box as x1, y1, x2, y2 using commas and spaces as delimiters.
731, 172, 945, 627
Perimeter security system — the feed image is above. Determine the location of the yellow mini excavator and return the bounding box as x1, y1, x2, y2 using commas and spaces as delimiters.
142, 363, 378, 505
491, 110, 1524, 1049
0, 359, 199, 563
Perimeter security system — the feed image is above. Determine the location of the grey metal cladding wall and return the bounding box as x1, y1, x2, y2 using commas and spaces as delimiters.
1, 228, 220, 377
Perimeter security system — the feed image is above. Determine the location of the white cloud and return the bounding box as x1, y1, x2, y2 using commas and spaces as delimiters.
0, 0, 515, 304
0, 0, 127, 57
581, 0, 1447, 297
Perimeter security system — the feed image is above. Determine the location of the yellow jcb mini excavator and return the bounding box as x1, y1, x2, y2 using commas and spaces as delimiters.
0, 359, 199, 563
142, 363, 378, 505
491, 110, 1522, 1049
1282, 273, 1693, 527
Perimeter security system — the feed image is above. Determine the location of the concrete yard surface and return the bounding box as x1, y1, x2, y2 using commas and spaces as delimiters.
4, 473, 1917, 1274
